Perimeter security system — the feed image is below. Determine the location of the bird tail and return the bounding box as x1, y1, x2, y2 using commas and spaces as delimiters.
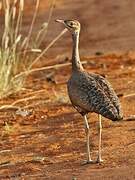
112, 111, 123, 121
99, 107, 123, 121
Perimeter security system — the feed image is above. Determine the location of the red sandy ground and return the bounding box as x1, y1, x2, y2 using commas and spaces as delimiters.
0, 0, 135, 179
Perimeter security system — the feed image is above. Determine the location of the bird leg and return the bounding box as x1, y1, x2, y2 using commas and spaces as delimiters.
83, 115, 94, 164
97, 114, 103, 163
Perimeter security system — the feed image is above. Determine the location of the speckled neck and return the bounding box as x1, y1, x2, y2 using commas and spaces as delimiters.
72, 31, 83, 72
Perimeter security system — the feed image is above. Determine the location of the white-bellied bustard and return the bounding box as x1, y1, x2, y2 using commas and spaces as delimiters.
55, 19, 123, 164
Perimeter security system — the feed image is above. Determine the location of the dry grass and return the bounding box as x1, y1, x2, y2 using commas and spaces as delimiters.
0, 0, 66, 98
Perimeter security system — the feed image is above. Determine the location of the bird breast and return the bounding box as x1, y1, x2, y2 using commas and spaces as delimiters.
67, 71, 97, 112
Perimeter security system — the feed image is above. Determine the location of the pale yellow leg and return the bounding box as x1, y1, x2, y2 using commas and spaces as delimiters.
83, 115, 94, 164
97, 114, 103, 163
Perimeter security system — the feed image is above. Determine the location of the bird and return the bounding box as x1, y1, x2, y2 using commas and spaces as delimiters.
55, 19, 123, 164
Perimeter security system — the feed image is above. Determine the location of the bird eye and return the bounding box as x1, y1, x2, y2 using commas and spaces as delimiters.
70, 22, 73, 26
69, 22, 74, 27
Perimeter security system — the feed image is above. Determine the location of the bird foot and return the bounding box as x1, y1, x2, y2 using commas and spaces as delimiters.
81, 159, 96, 165
96, 157, 104, 164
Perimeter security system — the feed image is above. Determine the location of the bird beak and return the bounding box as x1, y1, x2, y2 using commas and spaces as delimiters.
55, 19, 65, 24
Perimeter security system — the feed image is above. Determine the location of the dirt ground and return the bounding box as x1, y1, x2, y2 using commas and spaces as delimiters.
0, 0, 135, 179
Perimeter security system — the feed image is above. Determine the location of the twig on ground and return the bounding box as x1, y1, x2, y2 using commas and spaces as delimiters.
123, 93, 135, 98
0, 161, 12, 167
11, 95, 37, 106
0, 96, 38, 111
0, 105, 19, 111
22, 89, 48, 97
0, 90, 50, 111
0, 149, 12, 154
23, 99, 49, 109
126, 142, 135, 147
124, 115, 135, 121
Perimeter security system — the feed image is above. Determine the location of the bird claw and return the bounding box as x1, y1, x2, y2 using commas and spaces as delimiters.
81, 159, 96, 165
96, 157, 104, 164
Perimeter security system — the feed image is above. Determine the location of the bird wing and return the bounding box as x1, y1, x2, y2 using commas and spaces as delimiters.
86, 73, 122, 120
77, 72, 122, 120
93, 74, 122, 116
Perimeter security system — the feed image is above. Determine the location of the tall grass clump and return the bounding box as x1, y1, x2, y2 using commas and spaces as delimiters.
0, 0, 24, 97
0, 0, 66, 98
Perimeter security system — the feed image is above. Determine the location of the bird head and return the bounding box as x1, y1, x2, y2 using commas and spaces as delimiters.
55, 19, 80, 34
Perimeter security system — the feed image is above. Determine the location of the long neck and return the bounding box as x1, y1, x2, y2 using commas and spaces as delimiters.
72, 31, 83, 71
